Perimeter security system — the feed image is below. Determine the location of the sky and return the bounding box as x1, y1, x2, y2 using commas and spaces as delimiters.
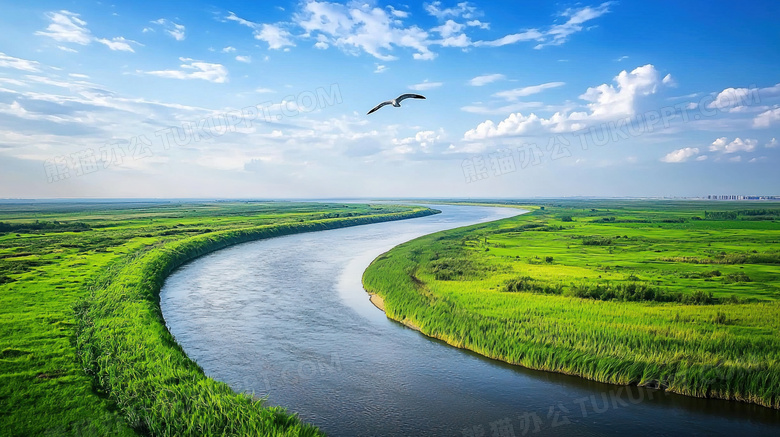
0, 0, 778, 199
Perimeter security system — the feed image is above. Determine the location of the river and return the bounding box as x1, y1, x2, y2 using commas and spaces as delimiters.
160, 204, 780, 436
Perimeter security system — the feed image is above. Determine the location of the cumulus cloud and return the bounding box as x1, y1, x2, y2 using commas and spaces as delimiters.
707, 83, 779, 113
464, 64, 665, 140
142, 57, 229, 83
580, 64, 661, 117
660, 147, 700, 163
767, 137, 778, 148
753, 107, 780, 128
709, 137, 757, 154
493, 82, 565, 100
392, 129, 444, 154
235, 55, 251, 63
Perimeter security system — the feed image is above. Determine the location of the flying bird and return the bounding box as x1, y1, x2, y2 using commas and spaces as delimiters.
367, 93, 426, 115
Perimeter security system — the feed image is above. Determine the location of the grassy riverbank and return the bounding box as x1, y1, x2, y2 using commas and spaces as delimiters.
363, 200, 780, 409
0, 201, 438, 436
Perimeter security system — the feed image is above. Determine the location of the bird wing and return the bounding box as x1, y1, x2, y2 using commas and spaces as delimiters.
367, 100, 392, 115
396, 93, 426, 102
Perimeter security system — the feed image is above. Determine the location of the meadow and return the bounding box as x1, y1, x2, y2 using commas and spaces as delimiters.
363, 200, 780, 409
0, 201, 437, 436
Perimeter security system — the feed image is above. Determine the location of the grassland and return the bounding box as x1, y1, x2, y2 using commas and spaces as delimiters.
0, 201, 438, 436
363, 200, 780, 409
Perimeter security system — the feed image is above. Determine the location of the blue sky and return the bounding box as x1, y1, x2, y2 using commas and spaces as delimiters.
0, 0, 778, 198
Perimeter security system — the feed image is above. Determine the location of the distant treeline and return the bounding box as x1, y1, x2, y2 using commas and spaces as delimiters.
704, 209, 780, 220
503, 276, 720, 304
0, 220, 91, 234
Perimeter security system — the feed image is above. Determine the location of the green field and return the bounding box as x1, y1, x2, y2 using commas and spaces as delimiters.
0, 201, 437, 436
363, 200, 780, 409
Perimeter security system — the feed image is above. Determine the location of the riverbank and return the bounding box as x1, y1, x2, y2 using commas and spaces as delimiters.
0, 202, 438, 436
362, 200, 780, 410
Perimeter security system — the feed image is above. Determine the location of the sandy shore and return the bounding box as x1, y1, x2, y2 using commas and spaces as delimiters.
369, 293, 385, 312
368, 293, 421, 332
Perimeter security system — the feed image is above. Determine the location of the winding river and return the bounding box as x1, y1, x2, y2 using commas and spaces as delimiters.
160, 204, 780, 436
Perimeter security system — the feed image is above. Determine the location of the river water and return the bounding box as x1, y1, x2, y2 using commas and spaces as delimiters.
160, 204, 780, 436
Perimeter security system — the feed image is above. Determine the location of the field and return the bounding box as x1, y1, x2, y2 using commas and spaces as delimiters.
363, 200, 780, 409
0, 201, 437, 436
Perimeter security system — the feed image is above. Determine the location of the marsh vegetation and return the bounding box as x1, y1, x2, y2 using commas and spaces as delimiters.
363, 200, 780, 409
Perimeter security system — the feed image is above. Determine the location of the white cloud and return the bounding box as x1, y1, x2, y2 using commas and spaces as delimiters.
57, 45, 78, 53
476, 30, 543, 47
151, 18, 186, 41
35, 10, 92, 45
409, 80, 442, 91
466, 20, 490, 29
493, 82, 565, 100
615, 55, 629, 62
708, 83, 779, 113
255, 87, 274, 93
695, 155, 708, 161
68, 73, 89, 79
225, 12, 295, 50
388, 6, 409, 18
463, 64, 665, 140
662, 73, 675, 87
235, 55, 251, 63
143, 57, 229, 83
474, 3, 612, 50
580, 64, 661, 117
96, 36, 136, 52
753, 107, 780, 128
535, 2, 614, 49
374, 64, 387, 73
222, 46, 236, 53
219, 2, 610, 62
767, 137, 778, 148
294, 2, 433, 60
729, 155, 742, 162
709, 137, 757, 154
425, 1, 480, 20
460, 101, 544, 115
432, 20, 465, 38
0, 78, 29, 87
36, 10, 138, 53
0, 53, 41, 72
392, 129, 444, 153
464, 112, 580, 140
256, 23, 296, 50
469, 73, 505, 86
661, 147, 700, 163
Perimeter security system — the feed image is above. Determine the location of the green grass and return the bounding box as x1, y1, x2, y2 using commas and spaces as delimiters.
363, 200, 780, 409
0, 201, 438, 436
